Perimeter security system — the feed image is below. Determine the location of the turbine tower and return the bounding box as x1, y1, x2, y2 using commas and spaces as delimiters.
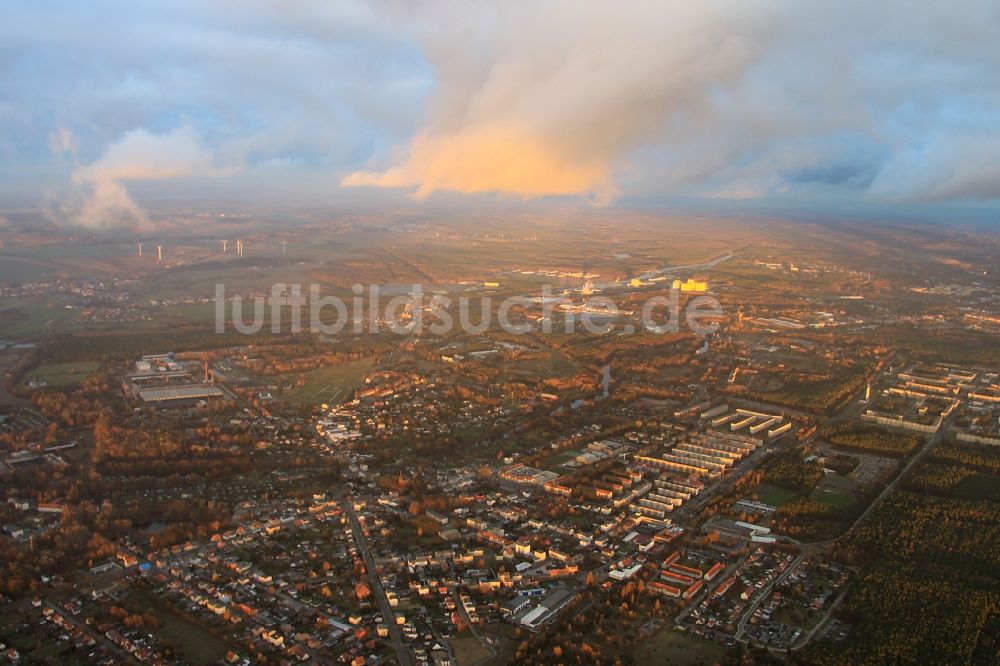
282, 240, 287, 257
221, 239, 228, 253
137, 242, 143, 256
157, 245, 163, 262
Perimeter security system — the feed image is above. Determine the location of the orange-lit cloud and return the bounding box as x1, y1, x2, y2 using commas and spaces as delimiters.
342, 127, 615, 202
343, 1, 770, 202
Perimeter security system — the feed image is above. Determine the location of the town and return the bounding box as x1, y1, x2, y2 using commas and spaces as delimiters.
2, 214, 999, 665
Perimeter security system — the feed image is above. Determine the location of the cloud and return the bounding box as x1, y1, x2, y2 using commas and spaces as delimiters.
73, 125, 221, 182
57, 125, 228, 229
3, 0, 427, 212
4, 1, 1000, 215
342, 0, 1000, 206
61, 176, 151, 230
48, 127, 78, 158
342, 128, 616, 202
343, 1, 772, 202
869, 132, 1000, 201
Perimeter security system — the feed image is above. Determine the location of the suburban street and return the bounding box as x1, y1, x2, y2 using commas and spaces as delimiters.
342, 500, 412, 666
734, 553, 806, 641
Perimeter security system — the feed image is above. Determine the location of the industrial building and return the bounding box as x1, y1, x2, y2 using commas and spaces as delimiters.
137, 384, 230, 407
508, 588, 578, 631
672, 278, 709, 292
519, 588, 576, 631
498, 463, 560, 487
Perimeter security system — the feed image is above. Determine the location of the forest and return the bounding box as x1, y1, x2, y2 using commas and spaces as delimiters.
809, 488, 1000, 665
820, 421, 921, 457
906, 440, 1000, 500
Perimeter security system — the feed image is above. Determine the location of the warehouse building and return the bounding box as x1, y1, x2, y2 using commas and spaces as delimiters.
137, 384, 230, 408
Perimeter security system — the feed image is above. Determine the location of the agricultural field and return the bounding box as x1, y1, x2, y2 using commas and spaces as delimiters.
0, 296, 78, 338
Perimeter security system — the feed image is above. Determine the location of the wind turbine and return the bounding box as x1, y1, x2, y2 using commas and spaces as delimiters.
221, 240, 228, 253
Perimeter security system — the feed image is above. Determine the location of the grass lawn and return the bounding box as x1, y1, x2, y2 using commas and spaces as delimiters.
284, 359, 374, 406
21, 361, 101, 387
125, 590, 232, 665
449, 630, 492, 665
540, 450, 583, 470
159, 302, 217, 322
452, 424, 492, 444
954, 474, 1000, 502
811, 488, 856, 508
507, 351, 578, 379
759, 487, 798, 507
632, 627, 732, 666
772, 603, 825, 631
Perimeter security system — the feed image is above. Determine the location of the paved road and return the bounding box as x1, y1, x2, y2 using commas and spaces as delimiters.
637, 252, 737, 282
799, 412, 955, 549
41, 599, 140, 665
728, 378, 951, 649
674, 555, 748, 626
788, 583, 850, 651
734, 553, 806, 641
673, 353, 885, 524
671, 435, 777, 523
342, 500, 412, 666
452, 590, 497, 665
582, 252, 737, 292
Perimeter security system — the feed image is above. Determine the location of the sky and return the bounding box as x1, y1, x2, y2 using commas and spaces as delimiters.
2, 0, 999, 228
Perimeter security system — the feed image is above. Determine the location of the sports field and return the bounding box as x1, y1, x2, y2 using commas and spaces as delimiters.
284, 359, 374, 406
21, 361, 100, 388
811, 488, 856, 508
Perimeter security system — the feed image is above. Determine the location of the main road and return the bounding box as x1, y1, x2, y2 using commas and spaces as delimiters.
798, 410, 956, 549
342, 499, 412, 666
